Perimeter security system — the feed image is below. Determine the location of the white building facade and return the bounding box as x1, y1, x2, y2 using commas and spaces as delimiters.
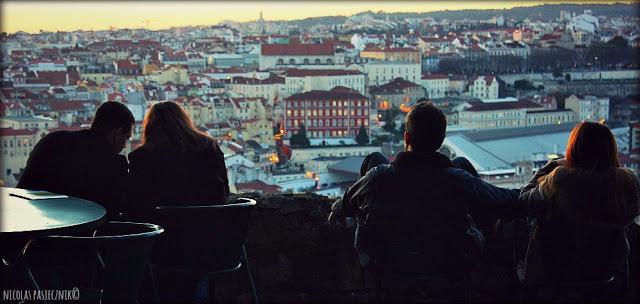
363, 61, 421, 86
565, 95, 610, 122
469, 76, 499, 99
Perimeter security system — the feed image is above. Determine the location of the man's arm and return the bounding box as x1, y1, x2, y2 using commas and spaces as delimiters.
462, 170, 520, 218
329, 164, 389, 225
518, 160, 561, 217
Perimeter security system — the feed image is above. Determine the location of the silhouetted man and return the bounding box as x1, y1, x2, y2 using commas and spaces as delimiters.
329, 101, 519, 302
18, 101, 134, 217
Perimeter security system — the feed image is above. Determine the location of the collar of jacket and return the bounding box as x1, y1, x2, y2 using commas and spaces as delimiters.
392, 151, 452, 170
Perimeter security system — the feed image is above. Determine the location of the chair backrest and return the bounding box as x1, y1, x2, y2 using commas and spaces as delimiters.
150, 198, 256, 273
22, 222, 163, 304
537, 215, 629, 285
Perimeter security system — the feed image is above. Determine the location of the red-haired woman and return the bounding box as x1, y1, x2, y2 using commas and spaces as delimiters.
126, 101, 229, 303
518, 121, 639, 297
126, 101, 229, 218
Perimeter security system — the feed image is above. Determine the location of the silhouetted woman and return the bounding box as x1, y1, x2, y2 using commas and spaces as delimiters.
126, 101, 229, 303
126, 101, 229, 218
519, 121, 639, 297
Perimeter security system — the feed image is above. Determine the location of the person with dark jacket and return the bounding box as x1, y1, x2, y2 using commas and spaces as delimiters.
125, 101, 229, 304
329, 102, 519, 301
125, 101, 229, 220
18, 101, 134, 218
518, 122, 640, 297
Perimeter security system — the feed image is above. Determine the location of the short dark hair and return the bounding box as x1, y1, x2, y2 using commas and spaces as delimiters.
405, 100, 447, 152
91, 101, 134, 134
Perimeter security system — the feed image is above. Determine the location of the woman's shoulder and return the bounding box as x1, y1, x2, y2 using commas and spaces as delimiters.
128, 145, 156, 161
612, 167, 640, 188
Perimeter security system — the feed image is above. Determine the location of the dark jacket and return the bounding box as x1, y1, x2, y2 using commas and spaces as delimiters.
518, 161, 640, 286
331, 151, 519, 279
17, 129, 128, 217
125, 139, 230, 221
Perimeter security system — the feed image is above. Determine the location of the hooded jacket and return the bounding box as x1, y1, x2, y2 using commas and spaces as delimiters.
331, 151, 519, 280
518, 161, 640, 286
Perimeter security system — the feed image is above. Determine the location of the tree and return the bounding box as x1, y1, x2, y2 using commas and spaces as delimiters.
289, 123, 310, 147
382, 107, 399, 133
607, 36, 628, 48
514, 79, 535, 90
372, 134, 391, 146
355, 125, 369, 145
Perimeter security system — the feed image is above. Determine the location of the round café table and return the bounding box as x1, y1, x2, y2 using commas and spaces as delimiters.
0, 187, 107, 263
1, 187, 106, 237
0, 187, 107, 291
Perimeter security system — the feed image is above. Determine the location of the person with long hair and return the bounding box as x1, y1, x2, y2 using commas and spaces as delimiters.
125, 101, 229, 219
518, 121, 640, 299
126, 101, 229, 303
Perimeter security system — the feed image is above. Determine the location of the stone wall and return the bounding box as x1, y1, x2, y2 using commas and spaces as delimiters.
215, 193, 368, 303
213, 193, 640, 303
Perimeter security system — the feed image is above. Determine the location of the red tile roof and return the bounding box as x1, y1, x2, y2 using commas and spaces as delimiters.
470, 75, 495, 86
261, 43, 334, 56
286, 87, 367, 101
0, 128, 38, 137
230, 76, 285, 84
164, 51, 188, 62
108, 92, 128, 103
35, 71, 80, 86
115, 59, 140, 70
422, 74, 449, 80
371, 78, 421, 94
235, 181, 281, 194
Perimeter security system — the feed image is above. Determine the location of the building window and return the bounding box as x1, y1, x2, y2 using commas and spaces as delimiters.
289, 58, 296, 64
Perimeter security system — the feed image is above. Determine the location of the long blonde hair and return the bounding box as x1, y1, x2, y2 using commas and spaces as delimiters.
141, 101, 213, 152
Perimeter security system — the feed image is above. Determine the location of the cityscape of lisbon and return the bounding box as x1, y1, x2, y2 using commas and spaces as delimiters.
1, 2, 639, 193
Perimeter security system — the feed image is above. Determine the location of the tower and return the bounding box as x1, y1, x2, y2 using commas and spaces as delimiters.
258, 11, 266, 35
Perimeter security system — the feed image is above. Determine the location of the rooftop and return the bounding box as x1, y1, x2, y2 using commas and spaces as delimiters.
286, 87, 367, 101
464, 100, 542, 112
0, 128, 38, 137
284, 69, 362, 77
261, 43, 334, 56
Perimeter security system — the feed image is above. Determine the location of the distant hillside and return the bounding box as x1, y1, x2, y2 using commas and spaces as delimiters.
290, 16, 348, 28
417, 3, 638, 21
286, 3, 637, 28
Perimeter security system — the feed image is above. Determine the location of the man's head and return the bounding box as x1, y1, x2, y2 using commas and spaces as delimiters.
91, 101, 135, 154
403, 100, 447, 152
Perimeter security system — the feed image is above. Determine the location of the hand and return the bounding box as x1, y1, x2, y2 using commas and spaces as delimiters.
328, 210, 347, 226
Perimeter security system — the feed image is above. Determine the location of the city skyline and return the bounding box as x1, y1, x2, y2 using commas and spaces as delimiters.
2, 0, 632, 34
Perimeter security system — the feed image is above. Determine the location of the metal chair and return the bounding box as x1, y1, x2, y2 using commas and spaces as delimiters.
513, 216, 631, 304
17, 222, 164, 304
149, 198, 259, 303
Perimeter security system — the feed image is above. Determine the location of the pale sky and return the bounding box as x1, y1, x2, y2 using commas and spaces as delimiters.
1, 1, 634, 34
